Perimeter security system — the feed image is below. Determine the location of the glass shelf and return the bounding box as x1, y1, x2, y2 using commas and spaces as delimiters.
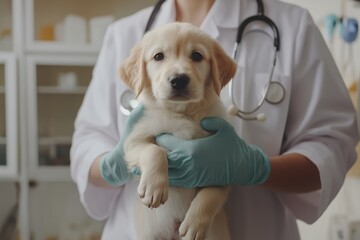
36, 92, 85, 170
0, 54, 16, 178
0, 0, 13, 51
25, 0, 157, 53
27, 55, 95, 181
0, 182, 18, 236
0, 141, 6, 167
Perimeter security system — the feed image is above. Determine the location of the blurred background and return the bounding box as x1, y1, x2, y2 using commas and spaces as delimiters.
0, 0, 359, 239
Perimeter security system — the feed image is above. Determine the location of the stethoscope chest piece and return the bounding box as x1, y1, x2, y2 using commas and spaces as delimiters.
120, 89, 137, 116
265, 82, 285, 104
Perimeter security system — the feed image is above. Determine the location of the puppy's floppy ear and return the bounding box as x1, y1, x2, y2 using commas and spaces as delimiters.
119, 42, 149, 97
210, 42, 237, 95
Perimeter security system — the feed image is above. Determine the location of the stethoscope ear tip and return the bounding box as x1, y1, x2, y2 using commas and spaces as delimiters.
129, 99, 139, 109
257, 113, 266, 122
228, 104, 239, 116
227, 104, 267, 122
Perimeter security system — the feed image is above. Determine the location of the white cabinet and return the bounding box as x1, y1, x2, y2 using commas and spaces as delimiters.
29, 182, 104, 240
25, 0, 156, 53
26, 55, 95, 181
0, 53, 17, 179
0, 0, 18, 179
0, 0, 159, 239
22, 0, 155, 182
0, 1, 21, 239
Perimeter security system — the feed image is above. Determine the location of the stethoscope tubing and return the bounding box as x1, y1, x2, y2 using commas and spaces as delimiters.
229, 47, 278, 115
229, 0, 283, 120
236, 15, 281, 51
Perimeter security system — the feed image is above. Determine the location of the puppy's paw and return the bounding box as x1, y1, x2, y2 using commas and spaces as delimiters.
137, 172, 169, 208
179, 215, 212, 240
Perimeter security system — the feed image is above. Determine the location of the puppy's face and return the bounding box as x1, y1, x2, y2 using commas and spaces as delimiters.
144, 27, 210, 102
120, 23, 237, 104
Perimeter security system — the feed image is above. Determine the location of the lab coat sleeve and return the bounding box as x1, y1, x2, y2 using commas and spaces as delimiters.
70, 24, 123, 220
278, 11, 359, 224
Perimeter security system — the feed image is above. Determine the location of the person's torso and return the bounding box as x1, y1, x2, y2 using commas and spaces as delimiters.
105, 0, 310, 239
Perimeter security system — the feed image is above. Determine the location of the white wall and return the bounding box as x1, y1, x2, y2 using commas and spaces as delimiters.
281, 1, 360, 239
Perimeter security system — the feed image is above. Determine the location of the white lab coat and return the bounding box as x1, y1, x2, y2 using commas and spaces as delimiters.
70, 0, 359, 239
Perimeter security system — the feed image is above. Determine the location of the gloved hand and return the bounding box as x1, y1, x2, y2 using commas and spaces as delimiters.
156, 117, 271, 188
99, 105, 144, 187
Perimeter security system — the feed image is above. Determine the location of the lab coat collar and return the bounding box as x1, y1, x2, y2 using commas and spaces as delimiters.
152, 0, 176, 28
153, 0, 242, 39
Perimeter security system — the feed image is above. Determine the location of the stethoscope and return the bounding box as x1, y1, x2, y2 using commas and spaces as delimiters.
120, 0, 286, 122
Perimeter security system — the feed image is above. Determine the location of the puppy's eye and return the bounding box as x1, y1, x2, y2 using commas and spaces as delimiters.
154, 52, 164, 61
191, 51, 203, 62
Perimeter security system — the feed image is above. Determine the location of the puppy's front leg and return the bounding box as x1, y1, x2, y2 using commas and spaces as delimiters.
179, 187, 230, 240
135, 143, 169, 209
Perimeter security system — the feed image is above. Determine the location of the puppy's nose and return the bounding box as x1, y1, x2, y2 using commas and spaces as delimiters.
169, 74, 190, 91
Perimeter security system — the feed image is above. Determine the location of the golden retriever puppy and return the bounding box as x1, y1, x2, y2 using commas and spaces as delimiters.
120, 22, 237, 240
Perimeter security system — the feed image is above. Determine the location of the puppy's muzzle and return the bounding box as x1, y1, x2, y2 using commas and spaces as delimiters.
169, 74, 190, 91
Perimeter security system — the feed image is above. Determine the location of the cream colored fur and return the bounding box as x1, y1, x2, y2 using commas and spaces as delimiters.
119, 22, 237, 240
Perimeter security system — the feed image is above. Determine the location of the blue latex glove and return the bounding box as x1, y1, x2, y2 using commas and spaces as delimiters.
99, 105, 144, 187
156, 117, 271, 188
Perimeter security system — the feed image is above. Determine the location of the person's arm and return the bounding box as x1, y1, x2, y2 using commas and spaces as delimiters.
89, 156, 112, 188
264, 154, 321, 193
89, 105, 145, 188
156, 117, 321, 193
